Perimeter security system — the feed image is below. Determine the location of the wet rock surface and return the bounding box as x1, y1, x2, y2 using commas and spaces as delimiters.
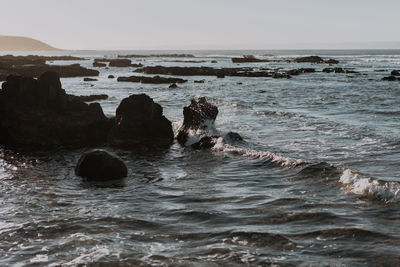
293, 56, 339, 64
0, 72, 111, 149
108, 94, 174, 148
75, 149, 128, 181
177, 97, 218, 146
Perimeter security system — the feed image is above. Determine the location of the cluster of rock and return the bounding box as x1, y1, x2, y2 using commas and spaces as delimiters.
382, 70, 400, 81
0, 55, 98, 81
0, 72, 173, 149
93, 59, 143, 68
117, 75, 187, 84
322, 67, 360, 74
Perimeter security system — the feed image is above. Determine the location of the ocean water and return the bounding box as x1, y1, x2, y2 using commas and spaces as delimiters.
0, 50, 400, 266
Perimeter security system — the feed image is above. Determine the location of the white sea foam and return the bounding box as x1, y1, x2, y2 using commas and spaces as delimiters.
339, 169, 400, 201
184, 119, 219, 146
213, 142, 308, 168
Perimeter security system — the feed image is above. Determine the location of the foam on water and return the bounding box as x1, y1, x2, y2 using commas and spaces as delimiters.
339, 169, 400, 201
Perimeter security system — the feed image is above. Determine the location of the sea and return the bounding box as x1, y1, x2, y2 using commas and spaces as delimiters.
0, 49, 399, 266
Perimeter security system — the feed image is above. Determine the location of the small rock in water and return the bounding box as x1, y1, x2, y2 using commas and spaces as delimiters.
108, 75, 115, 79
75, 150, 128, 181
169, 83, 178, 88
84, 77, 97, 82
191, 136, 218, 150
391, 70, 400, 76
225, 132, 243, 141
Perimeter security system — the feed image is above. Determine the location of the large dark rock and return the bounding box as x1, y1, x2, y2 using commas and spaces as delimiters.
108, 94, 174, 148
117, 75, 187, 84
382, 76, 400, 81
176, 97, 218, 146
75, 150, 128, 181
0, 72, 111, 149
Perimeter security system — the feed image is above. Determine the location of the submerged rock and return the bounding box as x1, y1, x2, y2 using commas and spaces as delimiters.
75, 150, 127, 181
108, 94, 174, 148
0, 72, 111, 149
176, 97, 218, 146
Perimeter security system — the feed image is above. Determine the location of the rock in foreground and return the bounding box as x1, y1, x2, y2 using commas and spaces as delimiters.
75, 150, 128, 181
177, 97, 218, 146
108, 94, 174, 148
0, 72, 111, 149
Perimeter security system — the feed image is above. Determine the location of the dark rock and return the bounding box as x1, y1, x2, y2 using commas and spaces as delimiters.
191, 136, 218, 150
0, 72, 111, 149
135, 66, 245, 77
325, 59, 339, 64
323, 68, 333, 73
272, 72, 291, 79
216, 73, 225, 78
293, 56, 325, 63
194, 80, 205, 83
232, 55, 269, 63
108, 94, 174, 148
118, 54, 195, 58
70, 94, 108, 102
84, 77, 98, 82
177, 97, 218, 146
225, 132, 243, 141
93, 62, 107, 67
293, 56, 338, 64
117, 75, 187, 84
382, 76, 399, 81
109, 59, 132, 67
108, 75, 115, 79
286, 68, 315, 75
75, 150, 127, 181
131, 63, 143, 67
211, 60, 217, 63
391, 70, 400, 76
169, 83, 178, 88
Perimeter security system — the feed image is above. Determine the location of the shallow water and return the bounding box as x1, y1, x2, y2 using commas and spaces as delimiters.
1, 50, 400, 266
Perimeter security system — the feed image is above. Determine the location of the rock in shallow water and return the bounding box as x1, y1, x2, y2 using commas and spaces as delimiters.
108, 94, 174, 148
75, 150, 127, 181
0, 72, 112, 149
176, 97, 218, 146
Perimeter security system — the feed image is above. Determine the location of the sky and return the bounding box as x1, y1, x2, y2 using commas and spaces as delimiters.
1, 0, 399, 50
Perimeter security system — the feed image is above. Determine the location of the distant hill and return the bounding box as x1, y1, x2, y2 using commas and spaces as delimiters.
0, 35, 60, 51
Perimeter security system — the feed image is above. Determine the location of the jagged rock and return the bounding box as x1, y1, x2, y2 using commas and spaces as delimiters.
108, 94, 174, 148
177, 97, 218, 146
84, 77, 97, 81
117, 75, 187, 84
0, 72, 111, 149
75, 150, 127, 181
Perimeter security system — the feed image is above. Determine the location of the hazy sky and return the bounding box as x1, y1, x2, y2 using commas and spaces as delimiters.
1, 0, 399, 50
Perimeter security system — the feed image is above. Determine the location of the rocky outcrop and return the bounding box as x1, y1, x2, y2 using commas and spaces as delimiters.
382, 76, 400, 81
75, 150, 128, 181
108, 94, 174, 148
322, 68, 360, 74
176, 97, 218, 146
93, 61, 107, 67
117, 75, 187, 84
293, 56, 339, 64
286, 68, 315, 76
232, 55, 269, 63
0, 72, 111, 149
0, 55, 98, 81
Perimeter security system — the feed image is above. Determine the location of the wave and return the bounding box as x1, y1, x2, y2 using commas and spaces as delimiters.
339, 169, 400, 202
